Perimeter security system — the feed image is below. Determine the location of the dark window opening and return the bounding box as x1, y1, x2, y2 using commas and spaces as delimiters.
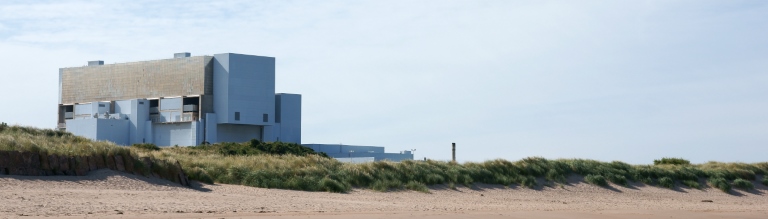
182, 96, 199, 105
263, 114, 268, 122
183, 97, 200, 113
149, 99, 159, 114
235, 112, 240, 121
63, 105, 74, 113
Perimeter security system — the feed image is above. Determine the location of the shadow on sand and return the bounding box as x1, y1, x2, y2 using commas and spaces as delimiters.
0, 169, 211, 192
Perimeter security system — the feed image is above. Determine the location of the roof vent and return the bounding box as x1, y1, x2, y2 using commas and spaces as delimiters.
174, 52, 191, 58
88, 60, 104, 66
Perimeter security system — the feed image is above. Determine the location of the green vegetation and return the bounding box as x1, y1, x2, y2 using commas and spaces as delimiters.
0, 124, 185, 182
658, 177, 674, 188
2, 123, 768, 194
0, 124, 131, 157
732, 178, 754, 191
708, 178, 731, 192
585, 174, 607, 186
681, 180, 700, 189
131, 143, 160, 151
188, 139, 328, 157
762, 176, 768, 186
654, 157, 691, 165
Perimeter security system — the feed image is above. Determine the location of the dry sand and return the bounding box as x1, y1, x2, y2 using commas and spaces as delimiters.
1, 169, 767, 219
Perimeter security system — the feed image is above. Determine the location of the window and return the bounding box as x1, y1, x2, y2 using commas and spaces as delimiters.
235, 112, 240, 121
98, 104, 105, 107
263, 114, 268, 122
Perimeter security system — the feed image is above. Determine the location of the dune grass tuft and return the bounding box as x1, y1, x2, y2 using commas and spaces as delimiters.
654, 157, 691, 165
681, 180, 700, 189
658, 177, 674, 188
762, 176, 768, 186
585, 174, 608, 187
732, 179, 754, 191
708, 178, 731, 192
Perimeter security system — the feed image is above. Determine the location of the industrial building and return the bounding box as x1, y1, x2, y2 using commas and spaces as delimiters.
57, 52, 413, 162
57, 52, 301, 146
303, 144, 414, 162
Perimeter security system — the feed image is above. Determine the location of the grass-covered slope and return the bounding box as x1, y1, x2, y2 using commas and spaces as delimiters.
2, 122, 767, 193
0, 122, 131, 157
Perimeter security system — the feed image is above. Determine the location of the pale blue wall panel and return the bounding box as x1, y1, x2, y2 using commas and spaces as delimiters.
275, 93, 301, 144
160, 97, 182, 111
153, 123, 197, 146
66, 119, 98, 140
213, 53, 275, 125
205, 113, 218, 143
95, 119, 129, 145
217, 124, 262, 143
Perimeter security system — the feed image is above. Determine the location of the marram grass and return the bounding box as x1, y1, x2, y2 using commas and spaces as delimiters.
2, 123, 767, 194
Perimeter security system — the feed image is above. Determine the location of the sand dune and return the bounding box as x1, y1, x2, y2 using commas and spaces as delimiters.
1, 169, 767, 218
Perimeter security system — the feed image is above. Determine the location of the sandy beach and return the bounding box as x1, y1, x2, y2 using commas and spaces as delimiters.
1, 169, 767, 219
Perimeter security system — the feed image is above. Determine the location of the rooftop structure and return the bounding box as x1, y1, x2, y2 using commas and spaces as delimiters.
57, 53, 301, 146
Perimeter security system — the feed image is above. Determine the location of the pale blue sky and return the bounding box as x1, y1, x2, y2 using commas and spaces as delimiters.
0, 0, 766, 164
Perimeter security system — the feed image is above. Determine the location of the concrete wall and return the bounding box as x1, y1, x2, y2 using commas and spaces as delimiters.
205, 113, 217, 143
152, 122, 199, 146
217, 124, 262, 143
66, 118, 129, 145
115, 99, 150, 145
59, 56, 213, 104
65, 119, 98, 141
275, 93, 301, 144
95, 119, 129, 145
213, 53, 275, 126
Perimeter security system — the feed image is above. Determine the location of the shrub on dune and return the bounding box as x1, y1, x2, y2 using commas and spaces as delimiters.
732, 179, 754, 191
585, 174, 607, 187
658, 177, 674, 189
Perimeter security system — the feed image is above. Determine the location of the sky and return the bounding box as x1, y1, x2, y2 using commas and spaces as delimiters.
0, 0, 766, 164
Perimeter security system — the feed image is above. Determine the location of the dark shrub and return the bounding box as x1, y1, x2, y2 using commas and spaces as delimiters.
658, 177, 674, 188
405, 181, 430, 193
131, 143, 160, 151
519, 175, 537, 188
606, 174, 628, 186
762, 176, 768, 186
585, 174, 607, 187
708, 178, 731, 192
654, 158, 690, 165
682, 180, 700, 189
732, 179, 754, 191
186, 167, 214, 184
189, 140, 328, 157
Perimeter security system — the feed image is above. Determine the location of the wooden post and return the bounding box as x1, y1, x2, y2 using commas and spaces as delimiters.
452, 143, 456, 162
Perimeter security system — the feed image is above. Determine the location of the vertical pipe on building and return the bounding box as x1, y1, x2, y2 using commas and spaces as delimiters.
452, 142, 456, 162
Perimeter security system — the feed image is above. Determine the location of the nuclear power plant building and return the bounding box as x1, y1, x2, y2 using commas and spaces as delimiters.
57, 53, 301, 146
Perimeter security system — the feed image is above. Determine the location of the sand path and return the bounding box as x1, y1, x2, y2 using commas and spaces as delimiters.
1, 169, 767, 218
